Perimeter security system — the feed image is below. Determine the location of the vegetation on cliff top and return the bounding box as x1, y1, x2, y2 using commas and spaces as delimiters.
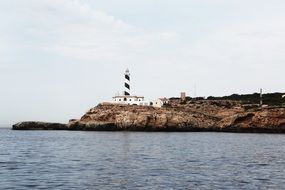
171, 92, 285, 106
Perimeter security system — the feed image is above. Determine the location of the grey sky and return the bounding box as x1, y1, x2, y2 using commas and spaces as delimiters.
0, 0, 284, 126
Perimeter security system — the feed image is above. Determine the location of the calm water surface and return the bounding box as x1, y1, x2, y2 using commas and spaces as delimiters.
0, 128, 284, 189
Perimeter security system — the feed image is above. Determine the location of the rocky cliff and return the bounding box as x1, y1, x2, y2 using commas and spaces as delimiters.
13, 101, 285, 133
68, 101, 285, 132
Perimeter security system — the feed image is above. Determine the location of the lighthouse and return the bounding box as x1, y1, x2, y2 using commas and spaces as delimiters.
124, 69, 130, 96
111, 69, 150, 106
109, 69, 169, 107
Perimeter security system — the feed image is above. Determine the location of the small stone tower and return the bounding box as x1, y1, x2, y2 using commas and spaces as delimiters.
181, 92, 186, 101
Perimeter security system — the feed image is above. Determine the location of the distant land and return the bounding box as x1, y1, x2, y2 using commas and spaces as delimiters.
13, 92, 285, 133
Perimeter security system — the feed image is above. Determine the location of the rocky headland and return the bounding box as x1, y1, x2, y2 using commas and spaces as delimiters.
13, 100, 285, 133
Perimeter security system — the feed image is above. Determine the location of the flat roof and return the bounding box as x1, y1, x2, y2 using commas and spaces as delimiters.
113, 95, 144, 98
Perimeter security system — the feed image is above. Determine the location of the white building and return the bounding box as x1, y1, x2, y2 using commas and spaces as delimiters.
112, 96, 150, 106
152, 98, 169, 108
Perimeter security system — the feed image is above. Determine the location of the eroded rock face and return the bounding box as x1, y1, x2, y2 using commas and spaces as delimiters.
219, 108, 285, 132
67, 104, 215, 131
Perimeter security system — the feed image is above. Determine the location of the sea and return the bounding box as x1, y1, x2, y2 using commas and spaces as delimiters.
0, 128, 284, 190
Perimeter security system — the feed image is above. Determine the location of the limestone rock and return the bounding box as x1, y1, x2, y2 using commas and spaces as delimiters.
12, 100, 285, 133
13, 121, 67, 130
68, 102, 285, 133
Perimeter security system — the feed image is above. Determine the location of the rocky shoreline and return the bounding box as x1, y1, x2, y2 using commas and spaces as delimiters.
12, 100, 285, 133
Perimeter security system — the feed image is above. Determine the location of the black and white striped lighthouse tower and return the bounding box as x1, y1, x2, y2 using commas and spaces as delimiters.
124, 69, 131, 96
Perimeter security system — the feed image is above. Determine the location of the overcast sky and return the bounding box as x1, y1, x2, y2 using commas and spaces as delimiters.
0, 0, 284, 126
